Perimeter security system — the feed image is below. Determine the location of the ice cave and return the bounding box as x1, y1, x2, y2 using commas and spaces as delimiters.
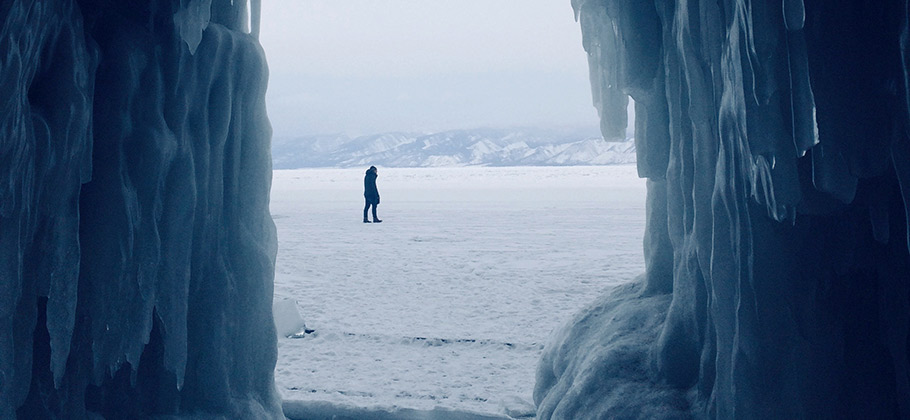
1, 0, 909, 419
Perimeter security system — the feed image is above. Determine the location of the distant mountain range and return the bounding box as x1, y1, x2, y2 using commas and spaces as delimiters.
271, 127, 636, 169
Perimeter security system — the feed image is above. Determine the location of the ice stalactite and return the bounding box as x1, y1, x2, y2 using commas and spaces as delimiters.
575, 0, 629, 141
1, 0, 281, 418
537, 0, 910, 418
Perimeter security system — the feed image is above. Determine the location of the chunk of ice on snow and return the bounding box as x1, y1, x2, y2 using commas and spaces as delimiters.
273, 299, 309, 338
499, 395, 535, 418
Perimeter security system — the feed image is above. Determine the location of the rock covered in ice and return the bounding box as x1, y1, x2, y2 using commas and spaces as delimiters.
537, 0, 910, 418
1, 0, 282, 418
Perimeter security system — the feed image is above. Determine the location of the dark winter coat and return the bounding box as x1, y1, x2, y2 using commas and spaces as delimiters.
364, 170, 380, 204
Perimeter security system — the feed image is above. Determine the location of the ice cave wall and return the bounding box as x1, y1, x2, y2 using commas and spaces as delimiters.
1, 0, 282, 418
537, 0, 910, 418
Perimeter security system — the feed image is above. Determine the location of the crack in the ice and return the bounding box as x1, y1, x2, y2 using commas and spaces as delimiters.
340, 332, 543, 350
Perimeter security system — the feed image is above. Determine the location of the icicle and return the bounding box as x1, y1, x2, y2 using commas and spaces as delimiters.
250, 0, 261, 39
811, 143, 857, 204
782, 0, 805, 31
173, 0, 213, 55
786, 30, 819, 156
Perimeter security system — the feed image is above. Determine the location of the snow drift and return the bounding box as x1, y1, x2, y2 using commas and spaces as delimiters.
536, 0, 910, 418
1, 0, 281, 418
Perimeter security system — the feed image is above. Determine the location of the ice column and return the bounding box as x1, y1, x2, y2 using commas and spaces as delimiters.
536, 0, 910, 418
1, 0, 282, 418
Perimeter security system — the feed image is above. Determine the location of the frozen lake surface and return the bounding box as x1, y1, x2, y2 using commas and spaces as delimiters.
270, 165, 647, 417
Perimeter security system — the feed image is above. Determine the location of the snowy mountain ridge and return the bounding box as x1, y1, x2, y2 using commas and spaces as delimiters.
272, 128, 636, 169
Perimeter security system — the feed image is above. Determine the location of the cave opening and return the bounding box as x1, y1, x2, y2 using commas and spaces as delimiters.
258, 1, 645, 416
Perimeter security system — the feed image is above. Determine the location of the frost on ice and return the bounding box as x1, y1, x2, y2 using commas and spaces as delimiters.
1, 0, 281, 418
537, 0, 910, 418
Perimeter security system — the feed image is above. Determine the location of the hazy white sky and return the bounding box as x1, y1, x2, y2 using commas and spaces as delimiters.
259, 0, 599, 137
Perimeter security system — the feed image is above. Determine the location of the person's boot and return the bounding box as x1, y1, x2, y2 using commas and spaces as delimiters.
363, 219, 371, 223
373, 219, 382, 223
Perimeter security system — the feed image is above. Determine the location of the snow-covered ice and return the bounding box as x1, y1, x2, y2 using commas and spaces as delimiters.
269, 165, 646, 416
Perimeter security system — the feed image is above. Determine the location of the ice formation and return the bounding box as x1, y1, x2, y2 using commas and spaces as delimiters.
536, 0, 910, 418
1, 0, 282, 418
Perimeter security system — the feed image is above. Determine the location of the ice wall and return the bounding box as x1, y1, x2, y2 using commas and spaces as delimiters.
537, 0, 910, 418
1, 0, 282, 418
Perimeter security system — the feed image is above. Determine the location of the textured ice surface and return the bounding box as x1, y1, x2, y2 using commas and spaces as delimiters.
535, 280, 686, 419
536, 0, 910, 418
1, 1, 281, 418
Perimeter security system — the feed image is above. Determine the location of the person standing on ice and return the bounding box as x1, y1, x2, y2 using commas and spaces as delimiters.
363, 166, 382, 223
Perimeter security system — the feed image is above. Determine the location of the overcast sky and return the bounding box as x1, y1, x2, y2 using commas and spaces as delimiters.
259, 0, 600, 138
